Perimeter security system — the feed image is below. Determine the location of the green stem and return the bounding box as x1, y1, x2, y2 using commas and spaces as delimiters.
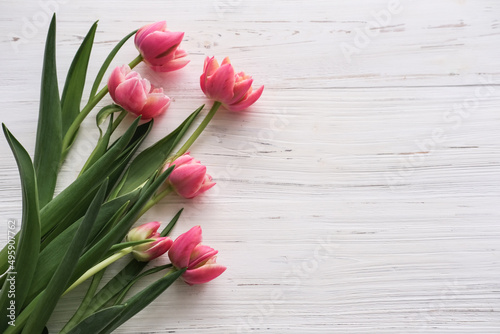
170, 101, 222, 161
138, 186, 173, 218
128, 54, 143, 69
61, 54, 143, 157
63, 247, 133, 295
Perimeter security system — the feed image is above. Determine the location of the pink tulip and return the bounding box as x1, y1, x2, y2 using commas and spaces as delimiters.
200, 56, 264, 111
135, 21, 189, 72
107, 65, 170, 119
126, 222, 173, 262
166, 153, 215, 199
168, 226, 226, 285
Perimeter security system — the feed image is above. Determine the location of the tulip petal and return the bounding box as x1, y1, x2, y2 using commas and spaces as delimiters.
205, 63, 235, 102
114, 78, 148, 113
189, 244, 218, 268
126, 221, 161, 241
107, 65, 130, 100
140, 91, 171, 119
229, 78, 253, 105
133, 237, 173, 262
135, 21, 167, 49
182, 262, 227, 285
228, 85, 264, 111
152, 57, 190, 73
169, 164, 207, 198
139, 31, 184, 61
168, 226, 203, 268
190, 175, 216, 198
200, 56, 218, 94
169, 153, 195, 169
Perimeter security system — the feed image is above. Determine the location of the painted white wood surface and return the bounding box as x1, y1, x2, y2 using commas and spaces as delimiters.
1, 0, 500, 333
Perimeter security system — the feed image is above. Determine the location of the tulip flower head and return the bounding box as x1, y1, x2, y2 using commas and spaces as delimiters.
107, 65, 170, 119
135, 21, 189, 72
126, 222, 173, 262
168, 226, 226, 285
166, 153, 215, 199
200, 56, 264, 111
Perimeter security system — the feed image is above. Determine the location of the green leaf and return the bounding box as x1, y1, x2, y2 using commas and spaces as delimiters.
79, 112, 114, 176
117, 105, 203, 196
25, 190, 139, 304
70, 166, 175, 286
84, 201, 129, 252
96, 104, 124, 127
59, 270, 106, 334
89, 29, 137, 99
106, 120, 154, 196
23, 180, 108, 334
0, 125, 41, 332
83, 260, 147, 317
34, 14, 62, 208
113, 264, 173, 305
61, 21, 98, 136
100, 269, 185, 333
160, 208, 183, 237
66, 305, 126, 334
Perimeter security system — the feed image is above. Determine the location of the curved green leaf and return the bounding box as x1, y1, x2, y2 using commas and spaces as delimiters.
23, 180, 108, 334
26, 191, 138, 303
0, 125, 41, 331
61, 21, 98, 136
113, 264, 173, 305
89, 29, 137, 99
34, 14, 61, 208
100, 269, 185, 333
0, 117, 141, 280
67, 305, 126, 334
79, 112, 114, 176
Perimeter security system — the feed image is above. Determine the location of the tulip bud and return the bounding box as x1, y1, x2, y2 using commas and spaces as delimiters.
135, 21, 189, 73
126, 222, 173, 262
200, 56, 264, 111
131, 237, 173, 262
168, 226, 226, 285
166, 153, 215, 199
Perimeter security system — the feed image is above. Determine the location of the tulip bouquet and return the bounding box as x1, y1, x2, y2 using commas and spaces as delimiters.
0, 15, 263, 334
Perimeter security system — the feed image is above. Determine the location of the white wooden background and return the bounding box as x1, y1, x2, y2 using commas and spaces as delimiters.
1, 0, 500, 333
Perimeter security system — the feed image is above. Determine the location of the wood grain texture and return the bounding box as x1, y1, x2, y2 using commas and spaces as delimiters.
1, 0, 499, 333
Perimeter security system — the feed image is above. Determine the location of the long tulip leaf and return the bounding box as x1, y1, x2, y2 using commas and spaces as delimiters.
100, 269, 185, 333
160, 208, 183, 237
61, 21, 98, 136
89, 30, 137, 98
0, 125, 41, 332
25, 190, 138, 303
34, 14, 62, 208
113, 264, 173, 305
23, 180, 107, 334
79, 112, 114, 176
66, 305, 126, 334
